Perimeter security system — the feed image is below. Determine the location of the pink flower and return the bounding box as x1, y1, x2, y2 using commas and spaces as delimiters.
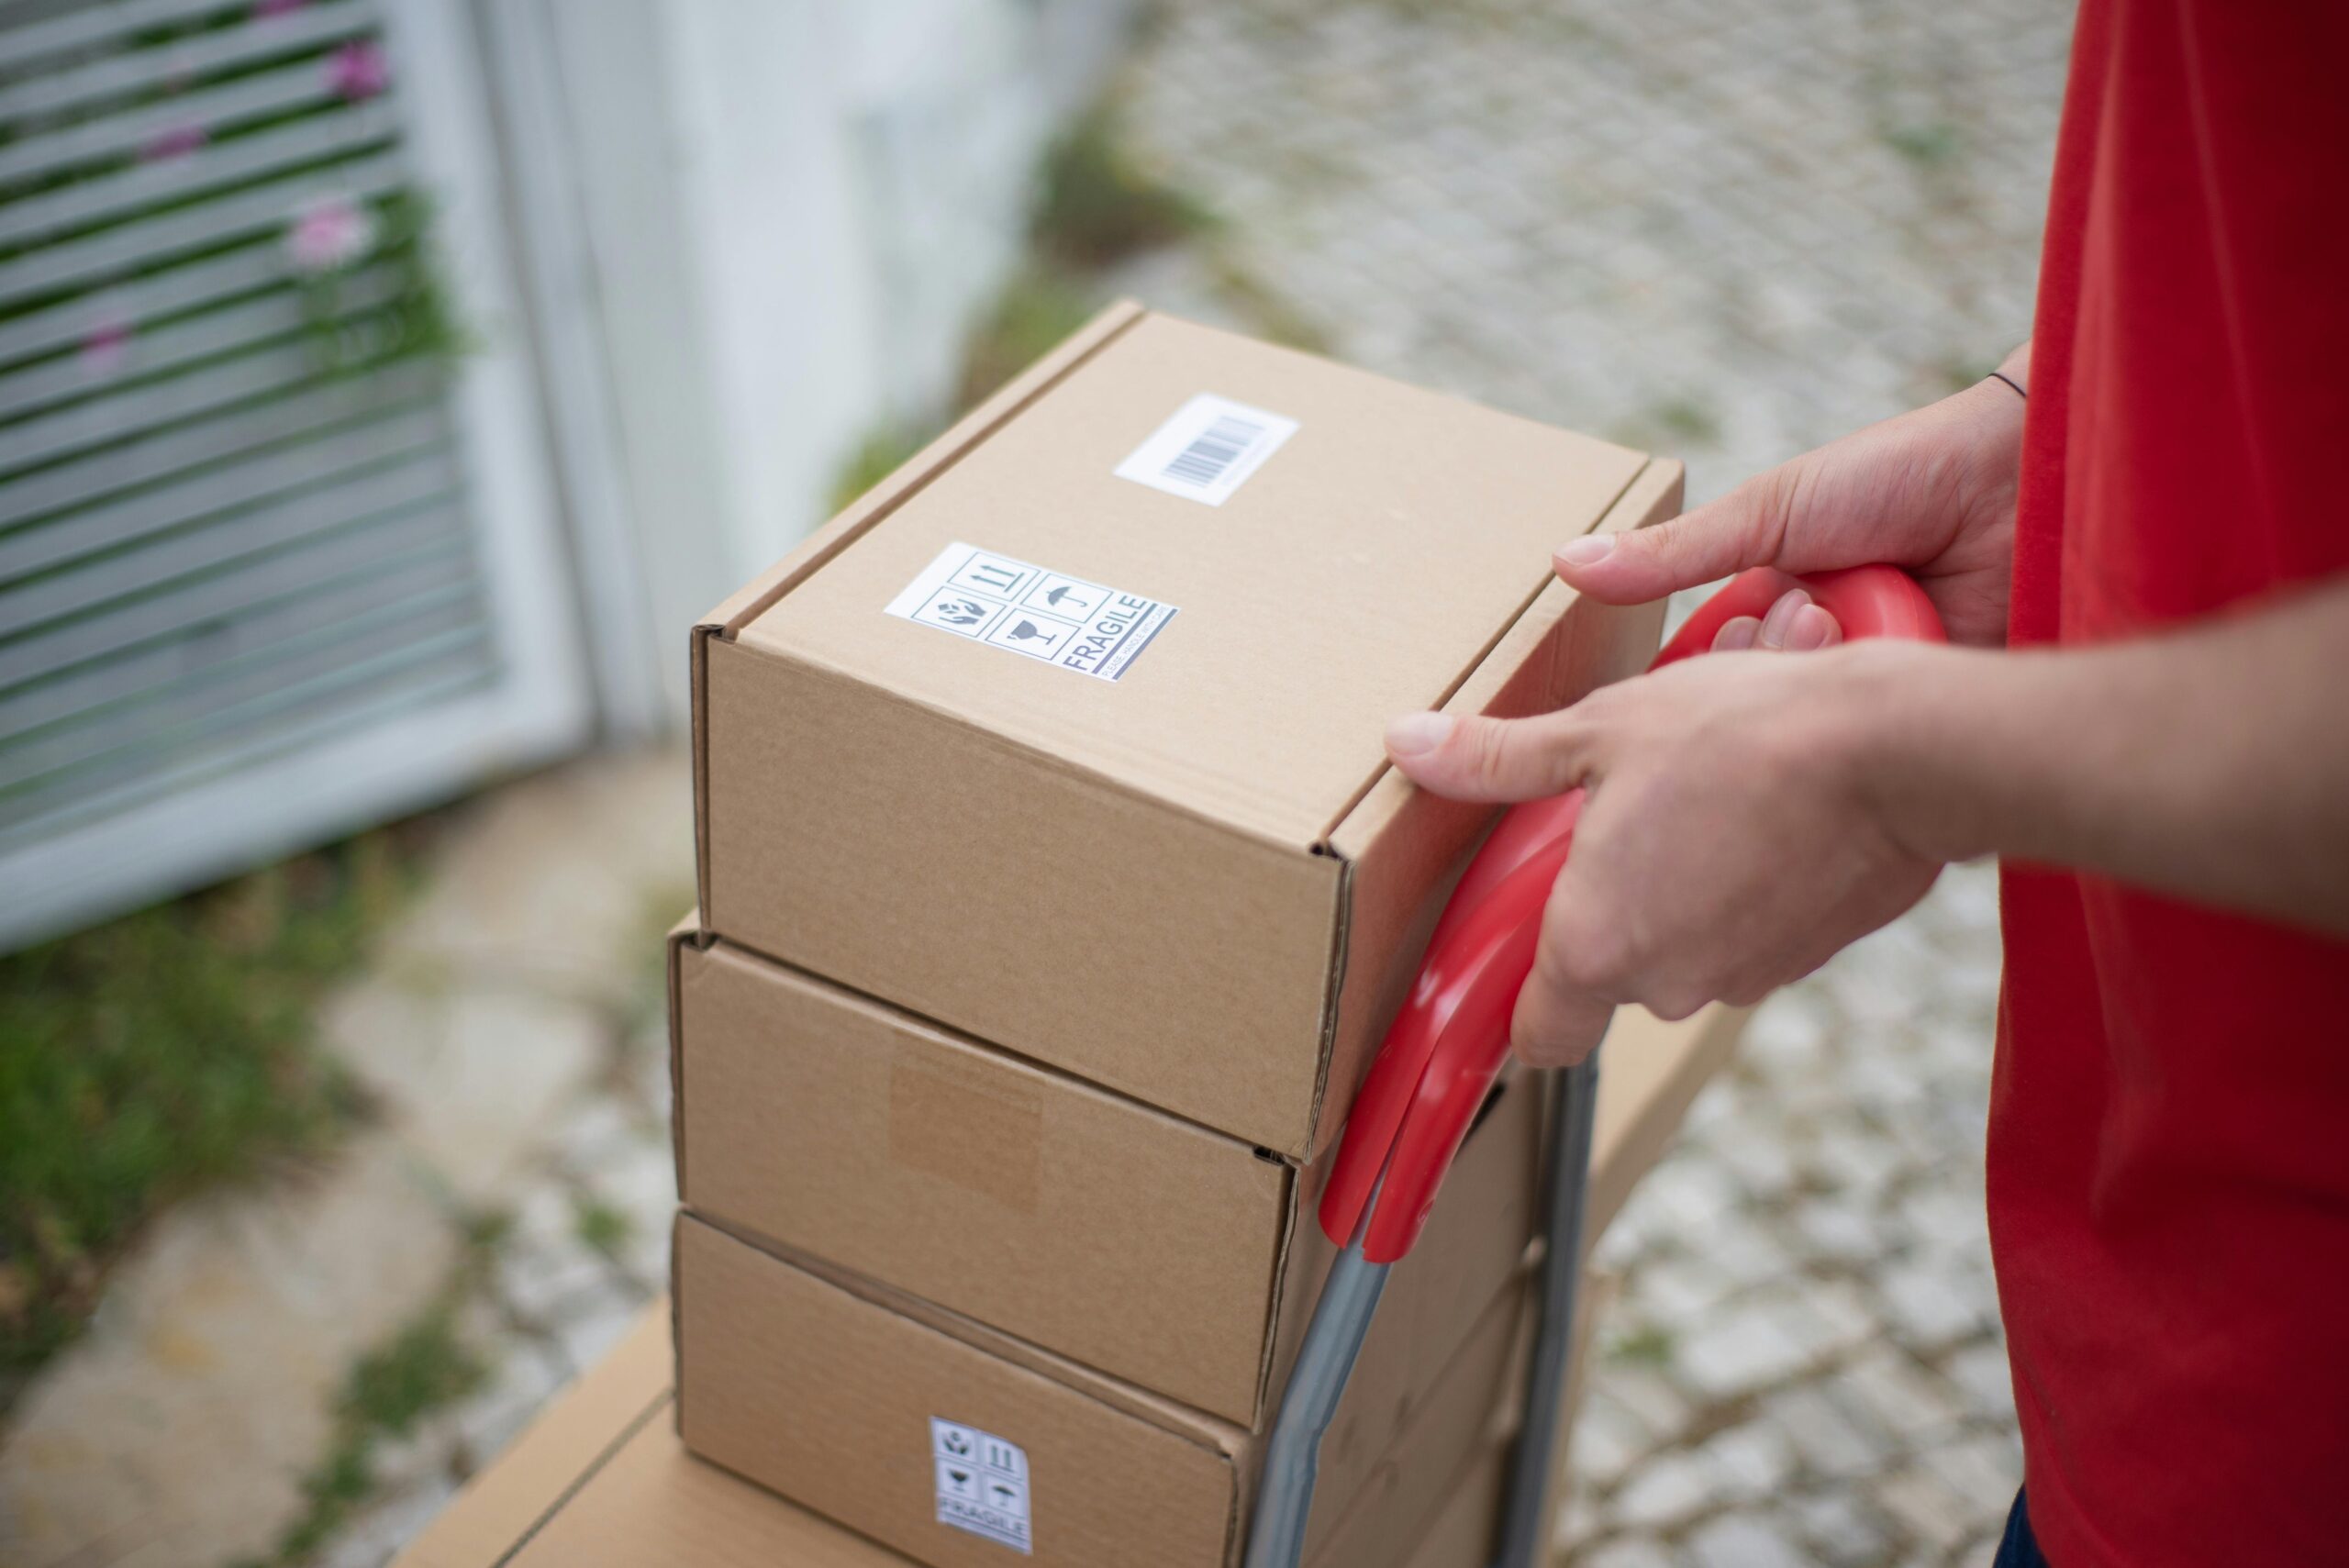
81, 314, 134, 376
142, 122, 207, 161
326, 39, 389, 101
285, 195, 376, 274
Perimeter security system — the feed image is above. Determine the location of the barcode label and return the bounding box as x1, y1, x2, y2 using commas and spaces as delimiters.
1114, 393, 1298, 506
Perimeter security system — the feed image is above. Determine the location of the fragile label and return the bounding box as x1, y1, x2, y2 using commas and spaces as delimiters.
885, 543, 1175, 682
1113, 392, 1298, 506
931, 1417, 1032, 1553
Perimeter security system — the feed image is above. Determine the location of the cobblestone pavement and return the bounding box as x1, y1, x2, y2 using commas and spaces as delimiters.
1119, 3, 2073, 1565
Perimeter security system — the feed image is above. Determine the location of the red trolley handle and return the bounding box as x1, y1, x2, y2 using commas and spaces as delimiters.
1320, 564, 1945, 1264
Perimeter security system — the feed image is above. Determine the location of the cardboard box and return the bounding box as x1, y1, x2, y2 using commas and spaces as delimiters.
670, 926, 1546, 1428
1311, 1273, 1614, 1568
396, 999, 1740, 1568
395, 1297, 1594, 1568
666, 976, 1731, 1568
693, 302, 1680, 1158
674, 1211, 1534, 1568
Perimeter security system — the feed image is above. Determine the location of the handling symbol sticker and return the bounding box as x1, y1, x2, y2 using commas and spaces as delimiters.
930, 1417, 1032, 1554
886, 543, 1176, 683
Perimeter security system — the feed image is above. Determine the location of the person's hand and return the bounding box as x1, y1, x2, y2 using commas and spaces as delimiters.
1386, 639, 1951, 1065
1555, 353, 2030, 650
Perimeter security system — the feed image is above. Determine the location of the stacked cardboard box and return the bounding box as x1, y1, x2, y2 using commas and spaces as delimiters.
454, 301, 1736, 1568
396, 998, 1740, 1568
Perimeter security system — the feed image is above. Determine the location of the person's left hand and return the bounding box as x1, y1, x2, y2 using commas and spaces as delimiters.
1382, 628, 1948, 1066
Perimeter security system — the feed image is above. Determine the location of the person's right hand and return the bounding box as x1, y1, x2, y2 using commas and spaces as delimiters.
1555, 352, 2031, 649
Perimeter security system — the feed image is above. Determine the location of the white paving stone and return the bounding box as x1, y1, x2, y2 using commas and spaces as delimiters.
1579, 1537, 1677, 1568
1678, 1304, 1815, 1398
1695, 1420, 1798, 1496
1611, 1450, 1716, 1529
1793, 1489, 1894, 1566
1687, 1511, 1809, 1568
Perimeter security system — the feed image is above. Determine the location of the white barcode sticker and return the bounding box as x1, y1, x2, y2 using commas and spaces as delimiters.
1113, 392, 1298, 506
885, 543, 1176, 682
931, 1417, 1032, 1553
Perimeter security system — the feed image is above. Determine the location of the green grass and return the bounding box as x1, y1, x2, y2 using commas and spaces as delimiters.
1607, 1322, 1678, 1367
1031, 105, 1216, 272
827, 424, 933, 516
232, 1220, 499, 1568
1884, 120, 1963, 170
573, 1195, 630, 1258
1651, 397, 1722, 445
0, 822, 433, 1399
955, 264, 1103, 410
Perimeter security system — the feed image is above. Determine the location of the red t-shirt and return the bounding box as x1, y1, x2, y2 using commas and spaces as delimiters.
1996, 4, 2349, 1564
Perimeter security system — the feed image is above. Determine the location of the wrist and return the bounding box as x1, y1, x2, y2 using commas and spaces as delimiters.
1825, 640, 2004, 865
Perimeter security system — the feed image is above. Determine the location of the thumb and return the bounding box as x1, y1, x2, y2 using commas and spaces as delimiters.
1553, 465, 1798, 604
1383, 708, 1601, 804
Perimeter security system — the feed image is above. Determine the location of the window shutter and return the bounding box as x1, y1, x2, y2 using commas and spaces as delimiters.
0, 0, 590, 946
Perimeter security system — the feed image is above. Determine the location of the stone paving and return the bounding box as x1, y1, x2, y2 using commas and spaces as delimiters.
1117, 2, 2071, 1563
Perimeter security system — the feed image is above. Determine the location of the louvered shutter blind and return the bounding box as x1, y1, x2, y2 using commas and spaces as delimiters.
0, 0, 585, 944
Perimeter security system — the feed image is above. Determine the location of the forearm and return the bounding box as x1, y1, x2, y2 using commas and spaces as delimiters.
1858, 578, 2349, 934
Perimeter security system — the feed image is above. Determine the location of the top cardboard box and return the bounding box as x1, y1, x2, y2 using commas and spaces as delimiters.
695, 303, 1678, 1156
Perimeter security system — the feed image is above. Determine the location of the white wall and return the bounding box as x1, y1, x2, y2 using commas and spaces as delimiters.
483, 0, 1135, 731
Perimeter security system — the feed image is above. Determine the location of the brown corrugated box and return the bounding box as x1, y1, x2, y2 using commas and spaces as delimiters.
669, 1047, 1544, 1568
676, 1216, 1531, 1568
693, 302, 1680, 1160
395, 1006, 1735, 1568
670, 1005, 1747, 1568
1311, 1273, 1616, 1568
669, 926, 1544, 1428
395, 1296, 1593, 1568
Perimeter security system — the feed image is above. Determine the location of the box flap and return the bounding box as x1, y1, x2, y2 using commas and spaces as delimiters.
738, 311, 1649, 852
1313, 458, 1682, 1154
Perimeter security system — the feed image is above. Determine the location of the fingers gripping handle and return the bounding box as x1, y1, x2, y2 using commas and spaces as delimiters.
1319, 564, 1943, 1263
1654, 563, 1946, 667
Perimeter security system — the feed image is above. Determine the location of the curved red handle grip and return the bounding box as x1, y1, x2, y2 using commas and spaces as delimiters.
1321, 564, 1942, 1262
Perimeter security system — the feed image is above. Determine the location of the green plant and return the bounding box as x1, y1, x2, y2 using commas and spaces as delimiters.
573, 1196, 630, 1258
829, 424, 934, 515
956, 265, 1101, 409
295, 191, 471, 378
233, 1220, 502, 1568
1031, 106, 1216, 270
0, 823, 435, 1400
1651, 397, 1722, 445
1884, 120, 1963, 170
1608, 1322, 1678, 1367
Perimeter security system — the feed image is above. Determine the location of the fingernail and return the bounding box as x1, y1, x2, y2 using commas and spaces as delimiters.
1385, 711, 1453, 757
1556, 534, 1615, 568
1712, 615, 1761, 652
1787, 604, 1836, 652
1758, 588, 1810, 650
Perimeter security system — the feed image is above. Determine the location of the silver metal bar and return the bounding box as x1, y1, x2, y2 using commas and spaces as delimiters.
1491, 1044, 1607, 1568
1242, 1244, 1391, 1568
